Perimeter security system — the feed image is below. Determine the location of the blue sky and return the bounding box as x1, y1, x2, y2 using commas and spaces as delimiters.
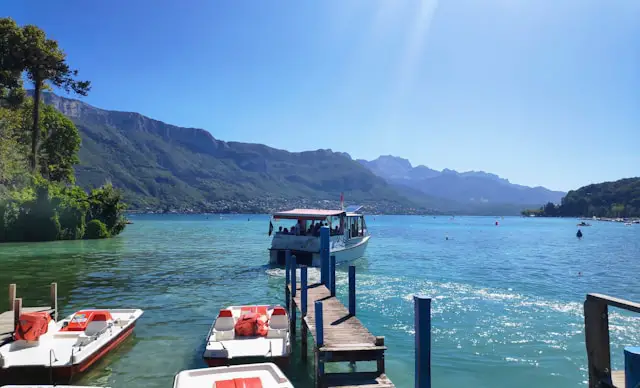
6, 0, 640, 191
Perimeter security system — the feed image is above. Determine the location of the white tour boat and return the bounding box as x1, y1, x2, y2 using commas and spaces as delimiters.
268, 205, 370, 266
203, 306, 291, 367
0, 309, 143, 380
173, 363, 293, 388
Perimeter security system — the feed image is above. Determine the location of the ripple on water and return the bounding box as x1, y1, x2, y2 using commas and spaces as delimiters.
1, 215, 639, 388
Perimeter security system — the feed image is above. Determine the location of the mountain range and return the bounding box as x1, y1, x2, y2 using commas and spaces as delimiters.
357, 155, 565, 206
40, 92, 563, 214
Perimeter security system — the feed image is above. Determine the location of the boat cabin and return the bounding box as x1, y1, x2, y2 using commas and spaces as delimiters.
269, 207, 368, 266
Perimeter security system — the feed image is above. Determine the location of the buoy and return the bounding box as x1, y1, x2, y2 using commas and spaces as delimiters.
577, 229, 583, 239
495, 221, 499, 226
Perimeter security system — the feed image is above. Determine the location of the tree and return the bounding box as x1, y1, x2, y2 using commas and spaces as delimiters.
0, 18, 25, 108
20, 23, 90, 172
38, 104, 80, 183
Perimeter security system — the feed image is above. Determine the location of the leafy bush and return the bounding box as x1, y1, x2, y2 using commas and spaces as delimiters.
85, 219, 109, 239
0, 177, 126, 243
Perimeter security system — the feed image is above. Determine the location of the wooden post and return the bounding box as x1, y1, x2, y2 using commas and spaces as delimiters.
330, 255, 336, 297
315, 300, 324, 347
301, 265, 308, 362
8, 284, 16, 312
50, 282, 58, 321
291, 255, 297, 298
315, 300, 324, 388
584, 297, 611, 387
285, 251, 291, 310
301, 323, 308, 361
415, 295, 431, 388
301, 266, 308, 317
285, 250, 291, 284
315, 350, 322, 388
13, 298, 22, 331
348, 265, 356, 316
290, 255, 297, 336
376, 336, 385, 373
320, 226, 330, 286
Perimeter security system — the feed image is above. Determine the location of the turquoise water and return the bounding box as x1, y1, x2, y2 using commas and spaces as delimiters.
1, 215, 639, 387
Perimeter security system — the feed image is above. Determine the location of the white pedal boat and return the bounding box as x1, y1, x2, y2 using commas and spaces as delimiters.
0, 309, 143, 380
203, 305, 290, 367
173, 363, 293, 388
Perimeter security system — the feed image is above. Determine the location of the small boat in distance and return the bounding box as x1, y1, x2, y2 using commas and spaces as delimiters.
0, 309, 143, 381
203, 305, 291, 368
577, 222, 591, 226
268, 205, 370, 266
173, 363, 294, 388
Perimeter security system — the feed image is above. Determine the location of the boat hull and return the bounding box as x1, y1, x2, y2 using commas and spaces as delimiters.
269, 235, 370, 266
0, 323, 135, 383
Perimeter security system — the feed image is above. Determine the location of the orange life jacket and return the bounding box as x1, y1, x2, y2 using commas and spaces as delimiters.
14, 312, 51, 341
234, 312, 269, 337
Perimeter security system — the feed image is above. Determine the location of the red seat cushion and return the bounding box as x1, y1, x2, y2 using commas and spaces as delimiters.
242, 377, 263, 388
213, 378, 263, 388
214, 379, 236, 388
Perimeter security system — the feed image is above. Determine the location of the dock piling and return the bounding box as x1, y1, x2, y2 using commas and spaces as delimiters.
13, 298, 22, 331
290, 255, 297, 335
291, 255, 297, 298
50, 282, 58, 321
414, 295, 432, 388
301, 265, 309, 361
315, 300, 324, 346
320, 227, 330, 286
348, 265, 356, 316
584, 295, 611, 387
330, 255, 336, 297
285, 250, 291, 310
8, 284, 16, 313
315, 300, 324, 388
301, 266, 308, 317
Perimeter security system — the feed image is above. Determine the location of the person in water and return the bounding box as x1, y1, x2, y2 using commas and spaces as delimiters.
577, 229, 583, 238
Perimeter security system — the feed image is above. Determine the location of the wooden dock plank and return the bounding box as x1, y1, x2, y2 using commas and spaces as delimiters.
289, 283, 379, 350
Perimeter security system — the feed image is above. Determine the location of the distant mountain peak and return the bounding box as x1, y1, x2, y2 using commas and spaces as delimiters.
360, 155, 565, 206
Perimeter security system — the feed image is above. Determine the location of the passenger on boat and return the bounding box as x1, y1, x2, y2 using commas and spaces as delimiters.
283, 228, 289, 234
278, 226, 283, 233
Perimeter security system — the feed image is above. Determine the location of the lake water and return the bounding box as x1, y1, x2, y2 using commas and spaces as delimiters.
1, 215, 639, 387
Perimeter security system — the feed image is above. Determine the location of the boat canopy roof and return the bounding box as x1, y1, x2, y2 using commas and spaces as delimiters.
272, 209, 345, 220
345, 205, 364, 213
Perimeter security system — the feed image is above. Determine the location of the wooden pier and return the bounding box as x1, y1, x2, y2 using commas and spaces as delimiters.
284, 226, 395, 388
0, 283, 58, 345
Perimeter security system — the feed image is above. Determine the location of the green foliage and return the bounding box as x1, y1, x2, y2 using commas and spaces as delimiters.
85, 219, 109, 239
38, 104, 80, 183
0, 177, 127, 243
524, 178, 640, 218
0, 18, 124, 244
0, 18, 25, 108
1, 17, 90, 171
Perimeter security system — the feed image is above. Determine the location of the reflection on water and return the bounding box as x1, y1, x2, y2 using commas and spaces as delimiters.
0, 214, 639, 387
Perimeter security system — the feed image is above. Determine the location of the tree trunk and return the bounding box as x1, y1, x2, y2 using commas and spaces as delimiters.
30, 79, 42, 172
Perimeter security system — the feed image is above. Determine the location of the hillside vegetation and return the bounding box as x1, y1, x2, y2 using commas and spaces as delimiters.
522, 178, 640, 218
